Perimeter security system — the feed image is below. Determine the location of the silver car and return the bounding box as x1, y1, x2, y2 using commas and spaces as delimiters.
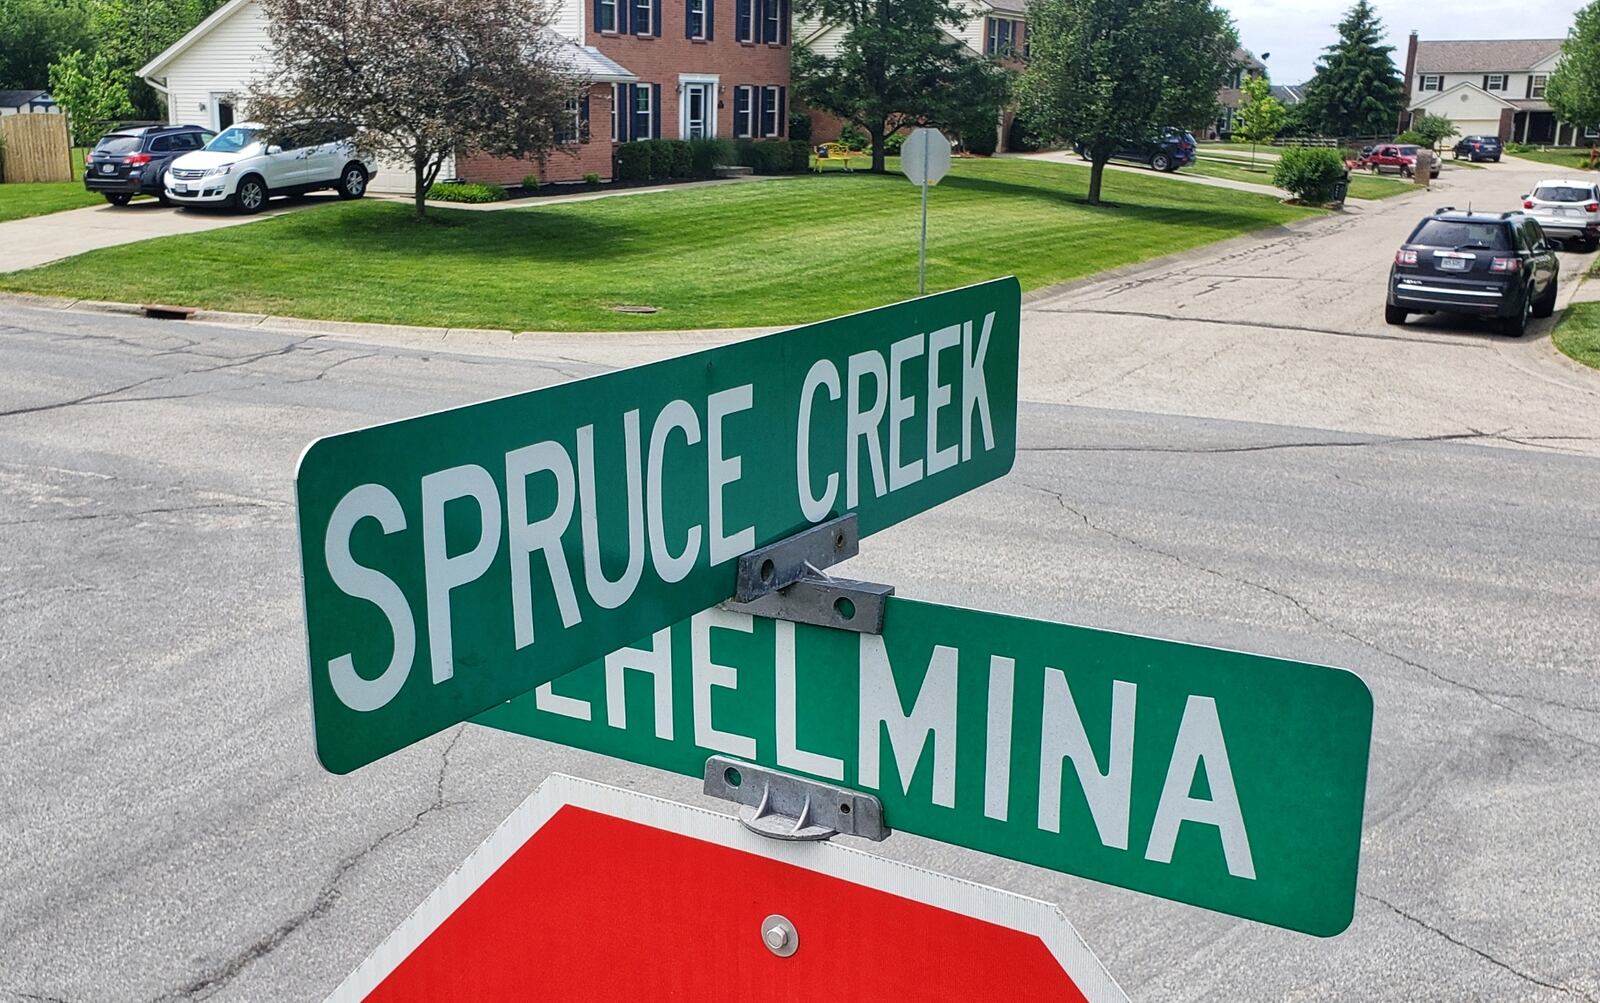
1521, 179, 1600, 251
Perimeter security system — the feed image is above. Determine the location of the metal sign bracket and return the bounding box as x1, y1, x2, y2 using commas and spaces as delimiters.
720, 514, 894, 634
704, 756, 889, 843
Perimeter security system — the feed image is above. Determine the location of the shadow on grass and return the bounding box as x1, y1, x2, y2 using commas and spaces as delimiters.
937, 173, 1302, 231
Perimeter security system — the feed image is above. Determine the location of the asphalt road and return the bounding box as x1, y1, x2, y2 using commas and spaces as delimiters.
2, 157, 1598, 1002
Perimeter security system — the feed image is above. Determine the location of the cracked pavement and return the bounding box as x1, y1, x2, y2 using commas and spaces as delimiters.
3, 153, 1599, 1001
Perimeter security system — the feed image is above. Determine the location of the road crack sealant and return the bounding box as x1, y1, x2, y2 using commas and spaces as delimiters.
1016, 479, 1600, 752
157, 728, 467, 1001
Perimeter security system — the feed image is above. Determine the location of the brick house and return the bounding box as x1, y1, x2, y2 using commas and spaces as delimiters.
138, 0, 791, 189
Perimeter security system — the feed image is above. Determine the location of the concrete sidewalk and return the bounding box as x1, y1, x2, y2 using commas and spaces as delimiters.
0, 194, 328, 272
369, 173, 774, 212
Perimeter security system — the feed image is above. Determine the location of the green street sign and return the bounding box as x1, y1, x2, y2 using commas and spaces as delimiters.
296, 279, 1021, 774
475, 597, 1373, 937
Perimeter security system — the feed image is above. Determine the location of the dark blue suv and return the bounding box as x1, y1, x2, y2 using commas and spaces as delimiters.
1387, 209, 1559, 337
1452, 135, 1502, 163
84, 124, 215, 206
1076, 129, 1197, 172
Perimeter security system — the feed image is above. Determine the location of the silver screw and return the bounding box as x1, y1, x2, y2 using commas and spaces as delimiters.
761, 914, 798, 957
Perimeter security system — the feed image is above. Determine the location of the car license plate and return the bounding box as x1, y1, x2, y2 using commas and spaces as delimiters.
100, 164, 114, 174
173, 184, 189, 194
1439, 257, 1469, 271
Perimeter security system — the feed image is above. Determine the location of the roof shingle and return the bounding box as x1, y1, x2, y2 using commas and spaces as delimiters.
1414, 39, 1562, 73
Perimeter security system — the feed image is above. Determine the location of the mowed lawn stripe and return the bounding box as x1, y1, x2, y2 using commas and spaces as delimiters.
0, 157, 1316, 331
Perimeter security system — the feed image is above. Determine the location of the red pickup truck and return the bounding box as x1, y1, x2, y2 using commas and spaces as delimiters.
1357, 144, 1440, 179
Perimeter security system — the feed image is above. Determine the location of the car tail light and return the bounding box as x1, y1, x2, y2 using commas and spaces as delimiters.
1395, 249, 1418, 266
1490, 257, 1521, 273
125, 153, 152, 166
1586, 202, 1599, 212
1524, 200, 1535, 209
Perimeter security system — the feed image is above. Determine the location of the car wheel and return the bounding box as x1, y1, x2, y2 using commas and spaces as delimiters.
1533, 275, 1558, 319
1502, 294, 1531, 337
157, 191, 174, 207
1384, 305, 1408, 326
336, 163, 368, 200
234, 176, 268, 214
1150, 152, 1171, 172
104, 193, 133, 206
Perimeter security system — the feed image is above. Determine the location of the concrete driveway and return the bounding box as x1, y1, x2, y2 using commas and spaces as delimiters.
0, 193, 341, 273
1022, 153, 1600, 454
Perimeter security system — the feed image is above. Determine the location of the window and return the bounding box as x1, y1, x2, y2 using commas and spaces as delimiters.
633, 0, 652, 34
598, 0, 617, 32
760, 85, 784, 137
1586, 125, 1600, 139
1409, 219, 1510, 251
986, 18, 1019, 57
763, 0, 781, 43
1420, 75, 1442, 92
1531, 74, 1548, 99
736, 0, 753, 41
556, 97, 585, 144
1484, 74, 1506, 91
733, 86, 753, 137
150, 136, 173, 153
687, 0, 707, 38
1533, 185, 1595, 203
634, 84, 653, 139
611, 84, 621, 140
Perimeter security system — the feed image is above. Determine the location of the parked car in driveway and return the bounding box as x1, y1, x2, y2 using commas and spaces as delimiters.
1520, 179, 1600, 251
1387, 208, 1559, 337
1452, 135, 1502, 162
1075, 129, 1197, 172
83, 124, 215, 206
1360, 144, 1440, 178
163, 121, 376, 214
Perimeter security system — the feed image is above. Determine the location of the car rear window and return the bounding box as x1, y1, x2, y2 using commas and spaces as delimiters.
1533, 185, 1593, 202
93, 135, 141, 155
1410, 220, 1511, 250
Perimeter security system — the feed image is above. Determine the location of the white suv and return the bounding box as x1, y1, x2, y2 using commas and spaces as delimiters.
164, 121, 377, 213
1521, 178, 1600, 252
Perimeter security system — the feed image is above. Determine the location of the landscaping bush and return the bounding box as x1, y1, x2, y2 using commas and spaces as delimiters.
957, 115, 999, 156
663, 139, 693, 178
838, 122, 869, 151
583, 172, 602, 185
1505, 142, 1536, 154
522, 174, 540, 189
788, 112, 812, 143
615, 141, 651, 181
1396, 130, 1428, 146
734, 139, 809, 175
647, 140, 674, 178
689, 137, 737, 177
884, 130, 906, 155
426, 182, 508, 203
1271, 147, 1348, 204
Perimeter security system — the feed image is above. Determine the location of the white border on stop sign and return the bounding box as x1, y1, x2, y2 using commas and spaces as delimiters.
325, 774, 1128, 1003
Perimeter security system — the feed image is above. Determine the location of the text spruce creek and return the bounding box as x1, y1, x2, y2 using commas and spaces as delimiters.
296, 279, 1023, 773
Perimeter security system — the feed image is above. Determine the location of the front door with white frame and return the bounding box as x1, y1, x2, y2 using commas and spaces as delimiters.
682, 83, 713, 139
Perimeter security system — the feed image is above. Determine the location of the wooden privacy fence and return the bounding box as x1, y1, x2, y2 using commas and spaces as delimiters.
0, 114, 73, 183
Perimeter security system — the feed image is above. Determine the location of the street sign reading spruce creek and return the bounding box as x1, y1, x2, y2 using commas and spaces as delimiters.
296, 278, 1022, 774
477, 599, 1373, 937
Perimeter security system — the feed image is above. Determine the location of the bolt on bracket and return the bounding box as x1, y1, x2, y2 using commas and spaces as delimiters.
704, 756, 888, 843
720, 514, 893, 634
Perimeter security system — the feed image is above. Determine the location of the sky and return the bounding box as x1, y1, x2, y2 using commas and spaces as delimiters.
1221, 0, 1584, 85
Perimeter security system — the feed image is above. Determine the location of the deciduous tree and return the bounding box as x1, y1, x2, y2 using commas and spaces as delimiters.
0, 0, 91, 91
1018, 0, 1236, 206
1296, 0, 1404, 139
1547, 1, 1600, 138
250, 0, 585, 217
1233, 73, 1286, 168
47, 48, 133, 143
792, 0, 1009, 173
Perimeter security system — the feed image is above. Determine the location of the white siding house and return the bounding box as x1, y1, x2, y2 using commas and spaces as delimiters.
1401, 36, 1581, 145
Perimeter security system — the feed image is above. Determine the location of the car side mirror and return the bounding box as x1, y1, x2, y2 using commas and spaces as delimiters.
266, 144, 283, 155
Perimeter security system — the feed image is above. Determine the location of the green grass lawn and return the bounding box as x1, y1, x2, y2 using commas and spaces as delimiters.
1504, 147, 1597, 172
0, 156, 1317, 331
1553, 302, 1600, 370
0, 146, 105, 222
1183, 159, 1413, 200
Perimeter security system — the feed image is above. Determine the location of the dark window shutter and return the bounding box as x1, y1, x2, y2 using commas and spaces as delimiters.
760, 86, 772, 135
755, 0, 767, 42
621, 0, 631, 33
707, 0, 715, 40
780, 0, 788, 44
594, 0, 602, 32
653, 0, 662, 36
622, 84, 632, 141
652, 83, 662, 139
1482, 75, 1489, 91
686, 1, 694, 38
777, 87, 786, 136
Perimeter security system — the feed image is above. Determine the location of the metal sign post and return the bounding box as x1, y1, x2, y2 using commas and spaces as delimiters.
901, 128, 952, 295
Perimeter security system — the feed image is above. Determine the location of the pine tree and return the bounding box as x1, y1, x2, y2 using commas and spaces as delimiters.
1297, 0, 1404, 139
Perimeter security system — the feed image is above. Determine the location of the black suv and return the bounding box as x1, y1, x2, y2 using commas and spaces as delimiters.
1387, 209, 1560, 337
1452, 135, 1503, 163
1075, 129, 1197, 172
84, 124, 215, 206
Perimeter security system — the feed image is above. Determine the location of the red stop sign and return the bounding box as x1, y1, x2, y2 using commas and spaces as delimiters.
329, 775, 1125, 1002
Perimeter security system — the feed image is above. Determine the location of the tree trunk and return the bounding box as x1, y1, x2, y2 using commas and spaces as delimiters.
870, 124, 886, 173
413, 154, 428, 218
1088, 158, 1107, 206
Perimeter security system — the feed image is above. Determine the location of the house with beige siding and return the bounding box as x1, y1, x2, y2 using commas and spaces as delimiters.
1398, 34, 1583, 146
